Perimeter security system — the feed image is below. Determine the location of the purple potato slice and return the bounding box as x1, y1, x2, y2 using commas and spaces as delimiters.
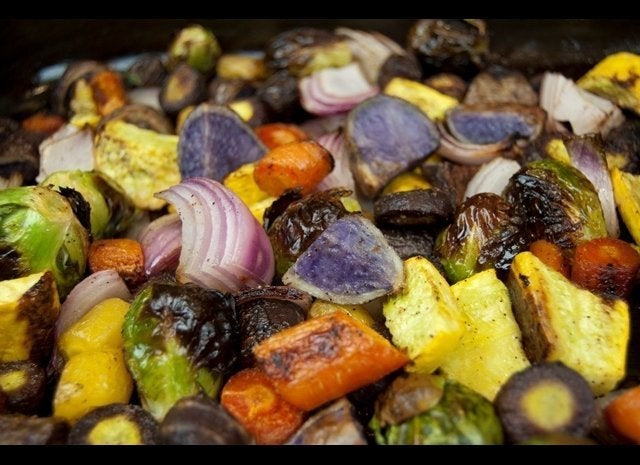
282, 214, 403, 304
345, 94, 440, 199
446, 103, 545, 145
178, 103, 266, 181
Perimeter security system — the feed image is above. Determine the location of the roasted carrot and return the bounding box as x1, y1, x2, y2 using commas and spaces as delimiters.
255, 123, 308, 150
253, 140, 334, 197
88, 238, 145, 288
571, 237, 640, 299
89, 70, 127, 116
21, 113, 65, 136
220, 367, 304, 444
605, 386, 640, 443
253, 312, 408, 411
529, 239, 570, 278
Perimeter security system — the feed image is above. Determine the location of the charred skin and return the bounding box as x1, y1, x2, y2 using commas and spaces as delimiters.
0, 360, 46, 415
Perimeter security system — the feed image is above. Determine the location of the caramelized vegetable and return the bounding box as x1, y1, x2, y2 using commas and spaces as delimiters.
571, 237, 640, 299
0, 271, 59, 365
495, 362, 595, 443
88, 238, 145, 289
383, 256, 464, 374
220, 367, 304, 444
159, 395, 253, 445
254, 140, 334, 197
0, 415, 69, 445
0, 360, 45, 414
89, 69, 127, 116
605, 385, 640, 443
529, 239, 570, 278
253, 312, 408, 411
255, 123, 308, 150
286, 398, 367, 445
122, 281, 237, 421
507, 251, 629, 396
68, 403, 158, 445
53, 350, 133, 424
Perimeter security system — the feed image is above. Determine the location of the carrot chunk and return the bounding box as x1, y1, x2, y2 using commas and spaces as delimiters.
253, 140, 334, 197
605, 386, 640, 443
88, 238, 145, 288
529, 239, 570, 278
21, 113, 65, 136
571, 237, 640, 298
255, 123, 308, 150
89, 70, 127, 116
220, 368, 304, 444
253, 312, 408, 411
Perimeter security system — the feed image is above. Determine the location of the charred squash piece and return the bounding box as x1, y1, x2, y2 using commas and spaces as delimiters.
253, 312, 408, 411
494, 362, 595, 443
507, 251, 629, 396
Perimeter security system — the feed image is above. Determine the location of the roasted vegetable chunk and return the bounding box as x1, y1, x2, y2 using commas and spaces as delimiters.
68, 403, 158, 445
0, 271, 59, 365
507, 251, 629, 396
494, 362, 595, 443
370, 373, 503, 445
253, 312, 408, 411
159, 395, 253, 445
123, 281, 238, 420
0, 186, 89, 297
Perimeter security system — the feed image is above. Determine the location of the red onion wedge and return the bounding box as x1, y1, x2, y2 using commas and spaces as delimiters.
156, 177, 275, 293
437, 121, 509, 165
56, 269, 131, 338
540, 72, 624, 136
139, 213, 182, 277
464, 157, 521, 200
565, 136, 620, 238
316, 131, 356, 192
36, 123, 94, 183
300, 63, 379, 116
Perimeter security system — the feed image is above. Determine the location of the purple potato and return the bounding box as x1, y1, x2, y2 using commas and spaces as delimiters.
282, 214, 403, 305
178, 104, 266, 181
446, 104, 545, 145
345, 95, 440, 199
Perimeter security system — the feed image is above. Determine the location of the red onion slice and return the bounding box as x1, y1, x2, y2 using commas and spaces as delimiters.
464, 157, 521, 199
139, 213, 182, 277
56, 270, 131, 338
156, 177, 275, 293
300, 64, 379, 116
316, 131, 356, 192
437, 121, 509, 165
36, 124, 94, 183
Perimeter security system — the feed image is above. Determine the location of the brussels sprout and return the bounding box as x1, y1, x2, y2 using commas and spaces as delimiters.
41, 170, 137, 240
167, 24, 221, 75
370, 374, 503, 445
435, 192, 526, 283
504, 158, 608, 250
122, 281, 238, 421
0, 186, 90, 297
407, 19, 488, 77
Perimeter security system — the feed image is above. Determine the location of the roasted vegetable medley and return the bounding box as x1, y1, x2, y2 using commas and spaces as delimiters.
3, 19, 640, 445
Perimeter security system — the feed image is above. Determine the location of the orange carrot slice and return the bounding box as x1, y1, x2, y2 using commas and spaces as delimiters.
221, 367, 304, 444
253, 140, 334, 197
605, 386, 640, 443
255, 123, 308, 150
571, 237, 640, 298
253, 312, 408, 411
529, 239, 570, 278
